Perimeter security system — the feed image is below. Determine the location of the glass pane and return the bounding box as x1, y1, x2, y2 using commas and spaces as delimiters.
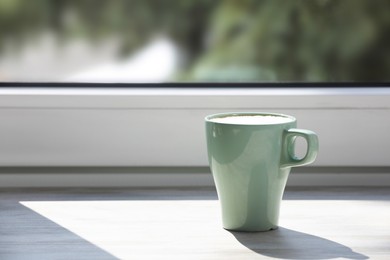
0, 0, 389, 83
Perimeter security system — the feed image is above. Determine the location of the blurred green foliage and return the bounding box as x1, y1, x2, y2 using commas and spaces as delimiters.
0, 0, 389, 82
194, 0, 390, 82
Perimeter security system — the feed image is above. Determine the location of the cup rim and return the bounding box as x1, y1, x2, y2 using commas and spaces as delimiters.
205, 112, 296, 125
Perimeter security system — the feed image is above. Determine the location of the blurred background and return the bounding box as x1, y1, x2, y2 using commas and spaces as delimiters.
0, 0, 389, 83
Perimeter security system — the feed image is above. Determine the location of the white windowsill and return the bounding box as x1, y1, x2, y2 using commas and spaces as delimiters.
0, 87, 389, 108
0, 86, 389, 186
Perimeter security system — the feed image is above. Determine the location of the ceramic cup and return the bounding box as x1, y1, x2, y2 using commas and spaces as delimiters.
205, 112, 318, 231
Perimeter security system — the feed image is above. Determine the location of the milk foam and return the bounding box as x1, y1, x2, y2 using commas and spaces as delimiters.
210, 115, 293, 125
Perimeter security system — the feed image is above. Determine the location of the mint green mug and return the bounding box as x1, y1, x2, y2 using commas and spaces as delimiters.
205, 112, 318, 232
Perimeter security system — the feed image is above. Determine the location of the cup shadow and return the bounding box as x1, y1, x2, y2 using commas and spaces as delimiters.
230, 227, 368, 260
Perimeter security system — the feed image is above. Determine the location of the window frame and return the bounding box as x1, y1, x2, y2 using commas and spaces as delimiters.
0, 82, 389, 186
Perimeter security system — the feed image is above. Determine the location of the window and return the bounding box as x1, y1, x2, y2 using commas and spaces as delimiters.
0, 0, 389, 83
0, 1, 389, 186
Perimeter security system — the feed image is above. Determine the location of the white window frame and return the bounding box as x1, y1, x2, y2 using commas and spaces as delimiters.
0, 84, 389, 186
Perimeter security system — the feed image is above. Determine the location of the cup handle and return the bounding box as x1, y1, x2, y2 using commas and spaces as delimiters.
281, 128, 319, 168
